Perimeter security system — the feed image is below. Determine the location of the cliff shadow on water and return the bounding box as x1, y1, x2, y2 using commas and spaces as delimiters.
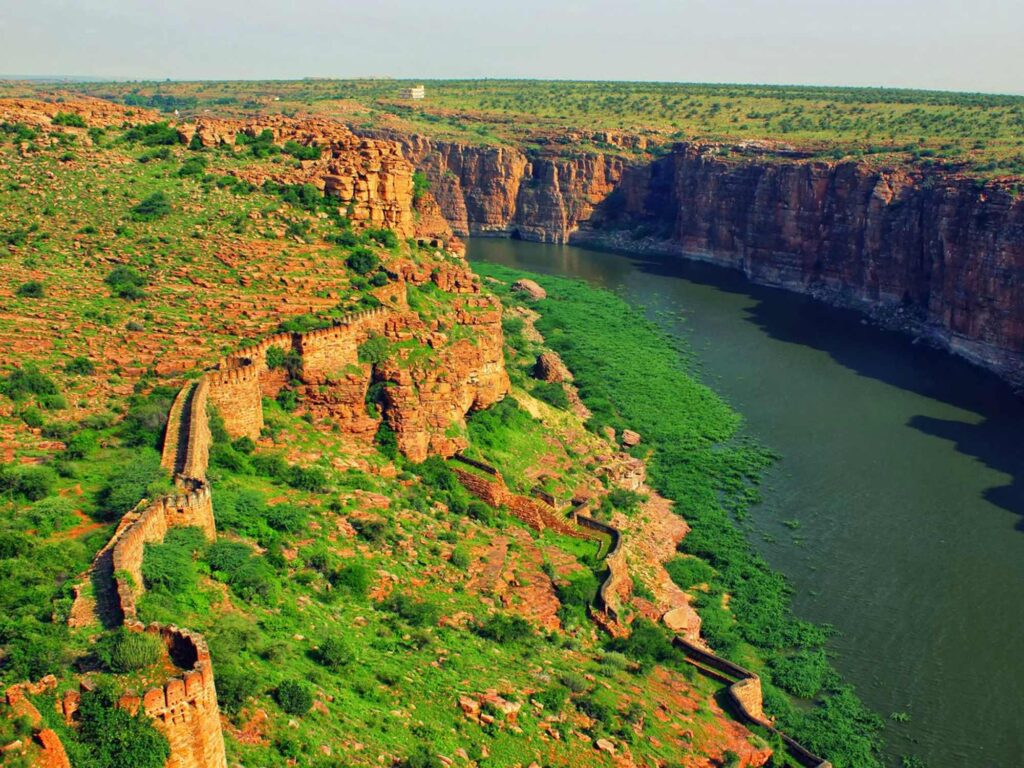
628, 252, 1024, 533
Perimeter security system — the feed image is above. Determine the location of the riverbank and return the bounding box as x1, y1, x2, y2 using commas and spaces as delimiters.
474, 260, 886, 767
569, 227, 1020, 392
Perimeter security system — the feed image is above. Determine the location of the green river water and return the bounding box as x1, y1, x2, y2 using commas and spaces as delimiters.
468, 238, 1024, 768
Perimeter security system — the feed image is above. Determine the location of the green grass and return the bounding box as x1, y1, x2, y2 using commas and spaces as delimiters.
474, 261, 885, 768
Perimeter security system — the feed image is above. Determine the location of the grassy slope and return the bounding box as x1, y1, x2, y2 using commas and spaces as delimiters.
0, 112, 772, 767
475, 262, 886, 768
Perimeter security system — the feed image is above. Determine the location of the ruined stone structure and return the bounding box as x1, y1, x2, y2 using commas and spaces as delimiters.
208, 289, 509, 462
110, 486, 215, 621
450, 454, 829, 768
4, 677, 71, 768
451, 456, 581, 537
116, 624, 226, 768
64, 354, 227, 768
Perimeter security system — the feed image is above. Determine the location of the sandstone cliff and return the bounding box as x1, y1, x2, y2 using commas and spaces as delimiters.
366, 131, 1024, 384
179, 116, 453, 244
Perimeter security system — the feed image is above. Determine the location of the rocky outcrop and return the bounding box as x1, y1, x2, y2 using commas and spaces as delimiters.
0, 97, 159, 129
180, 116, 453, 243
215, 281, 509, 462
373, 129, 1024, 385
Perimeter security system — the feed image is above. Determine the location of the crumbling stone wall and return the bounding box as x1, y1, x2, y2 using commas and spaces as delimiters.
111, 485, 215, 621
451, 457, 579, 536
4, 678, 71, 768
206, 366, 264, 441
114, 624, 227, 768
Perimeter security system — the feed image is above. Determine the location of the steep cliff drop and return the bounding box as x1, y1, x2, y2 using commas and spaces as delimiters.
369, 131, 1024, 386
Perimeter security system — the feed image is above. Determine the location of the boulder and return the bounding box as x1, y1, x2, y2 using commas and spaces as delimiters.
512, 279, 546, 300
534, 351, 572, 382
622, 429, 641, 447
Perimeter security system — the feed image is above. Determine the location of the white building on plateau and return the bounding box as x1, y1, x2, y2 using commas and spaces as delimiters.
400, 85, 426, 100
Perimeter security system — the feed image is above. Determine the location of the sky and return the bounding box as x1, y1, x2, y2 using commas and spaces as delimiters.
0, 0, 1022, 95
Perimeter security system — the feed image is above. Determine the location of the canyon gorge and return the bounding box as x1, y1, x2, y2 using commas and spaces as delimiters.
368, 129, 1024, 386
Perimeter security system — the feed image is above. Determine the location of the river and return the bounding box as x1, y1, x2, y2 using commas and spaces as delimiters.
468, 238, 1024, 768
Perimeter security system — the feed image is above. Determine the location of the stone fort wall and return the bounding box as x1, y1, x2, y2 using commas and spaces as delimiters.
116, 624, 226, 768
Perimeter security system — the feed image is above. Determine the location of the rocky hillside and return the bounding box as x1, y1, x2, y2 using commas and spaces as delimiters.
0, 99, 799, 768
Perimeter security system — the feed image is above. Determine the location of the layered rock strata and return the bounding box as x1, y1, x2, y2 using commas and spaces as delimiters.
370, 130, 1024, 384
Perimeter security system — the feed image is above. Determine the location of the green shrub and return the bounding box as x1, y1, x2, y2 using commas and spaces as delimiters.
0, 364, 58, 401
665, 556, 716, 589
315, 636, 354, 670
121, 386, 175, 448
0, 463, 57, 501
97, 448, 166, 520
265, 346, 286, 369
212, 664, 260, 714
123, 121, 179, 146
207, 540, 253, 575
399, 745, 445, 768
555, 570, 599, 624
60, 428, 94, 460
274, 680, 312, 715
382, 593, 440, 627
358, 335, 390, 365
476, 612, 533, 644
26, 496, 77, 535
15, 281, 44, 298
449, 547, 470, 570
105, 264, 147, 300
412, 171, 430, 202
768, 648, 835, 699
535, 685, 569, 713
142, 536, 197, 593
177, 156, 207, 177
130, 192, 171, 221
346, 247, 380, 275
285, 464, 328, 492
331, 561, 371, 596
282, 140, 321, 160
605, 618, 682, 668
365, 228, 398, 248
275, 388, 298, 411
265, 503, 306, 533
52, 112, 86, 128
101, 629, 163, 672
70, 689, 169, 768
531, 380, 570, 409
65, 356, 95, 375
19, 406, 44, 428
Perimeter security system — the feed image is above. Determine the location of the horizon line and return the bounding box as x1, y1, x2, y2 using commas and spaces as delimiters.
2, 74, 1023, 100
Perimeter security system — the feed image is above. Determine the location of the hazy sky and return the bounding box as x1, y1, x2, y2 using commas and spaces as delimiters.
1, 0, 1021, 94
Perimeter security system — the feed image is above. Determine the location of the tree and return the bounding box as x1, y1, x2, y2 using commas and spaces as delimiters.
275, 680, 312, 715
346, 247, 380, 275
97, 449, 166, 520
130, 192, 171, 221
314, 636, 354, 670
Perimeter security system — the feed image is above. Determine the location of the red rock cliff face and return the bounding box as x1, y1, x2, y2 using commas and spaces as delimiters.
597, 146, 1024, 382
369, 132, 1024, 384
365, 132, 631, 243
